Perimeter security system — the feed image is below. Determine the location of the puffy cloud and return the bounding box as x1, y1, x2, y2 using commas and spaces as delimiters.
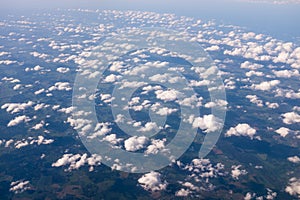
9, 180, 30, 194
246, 95, 263, 107
175, 188, 191, 197
1, 101, 34, 114
287, 156, 300, 164
275, 127, 290, 137
265, 102, 279, 109
245, 70, 264, 77
124, 136, 149, 152
251, 80, 280, 91
48, 82, 72, 91
7, 115, 31, 127
155, 89, 182, 102
192, 114, 223, 133
285, 177, 300, 198
103, 74, 121, 83
231, 165, 247, 180
145, 139, 166, 155
56, 67, 70, 73
138, 171, 167, 192
138, 122, 159, 132
225, 123, 256, 139
282, 112, 300, 124
52, 153, 102, 172
273, 69, 299, 78
205, 45, 220, 51
240, 61, 263, 70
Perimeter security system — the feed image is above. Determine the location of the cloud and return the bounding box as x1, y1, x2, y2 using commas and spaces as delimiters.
231, 165, 247, 180
9, 180, 30, 194
56, 67, 70, 73
285, 177, 300, 198
275, 127, 290, 137
273, 69, 300, 78
240, 61, 263, 70
205, 45, 220, 51
124, 136, 149, 152
48, 82, 72, 91
138, 171, 167, 192
225, 123, 256, 139
246, 95, 263, 107
282, 112, 300, 124
52, 153, 102, 172
287, 156, 300, 164
1, 101, 34, 114
251, 80, 280, 91
192, 114, 223, 133
7, 115, 31, 127
145, 139, 166, 155
155, 89, 182, 102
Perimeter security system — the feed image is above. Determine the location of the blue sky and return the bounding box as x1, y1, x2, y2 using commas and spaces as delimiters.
1, 0, 299, 42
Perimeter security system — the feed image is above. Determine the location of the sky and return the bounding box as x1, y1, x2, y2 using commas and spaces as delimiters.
1, 0, 299, 42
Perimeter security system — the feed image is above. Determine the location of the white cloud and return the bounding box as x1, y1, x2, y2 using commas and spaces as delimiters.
287, 156, 300, 164
225, 123, 256, 139
241, 61, 263, 70
7, 115, 31, 127
192, 114, 223, 133
175, 188, 191, 197
48, 82, 72, 91
138, 122, 159, 132
9, 180, 30, 194
205, 45, 220, 51
138, 171, 167, 192
231, 165, 247, 180
124, 136, 149, 152
273, 69, 299, 78
285, 177, 300, 198
155, 89, 182, 102
145, 139, 166, 155
251, 80, 280, 91
52, 153, 102, 172
282, 112, 300, 124
56, 67, 70, 73
1, 101, 34, 114
275, 127, 290, 137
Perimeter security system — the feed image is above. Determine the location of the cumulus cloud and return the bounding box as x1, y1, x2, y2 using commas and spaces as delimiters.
251, 80, 280, 91
225, 123, 256, 139
191, 114, 223, 133
273, 69, 299, 78
246, 95, 263, 107
1, 101, 34, 114
285, 177, 300, 198
138, 171, 168, 192
9, 180, 30, 194
56, 67, 70, 73
231, 165, 247, 180
282, 112, 300, 124
7, 115, 31, 127
287, 156, 300, 164
124, 136, 149, 152
52, 153, 102, 172
240, 61, 263, 70
155, 89, 182, 102
48, 82, 72, 91
275, 127, 290, 137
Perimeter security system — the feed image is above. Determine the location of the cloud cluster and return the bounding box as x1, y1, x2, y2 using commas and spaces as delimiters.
231, 165, 247, 180
225, 123, 256, 139
9, 180, 30, 194
138, 171, 168, 192
285, 177, 300, 198
52, 153, 102, 172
